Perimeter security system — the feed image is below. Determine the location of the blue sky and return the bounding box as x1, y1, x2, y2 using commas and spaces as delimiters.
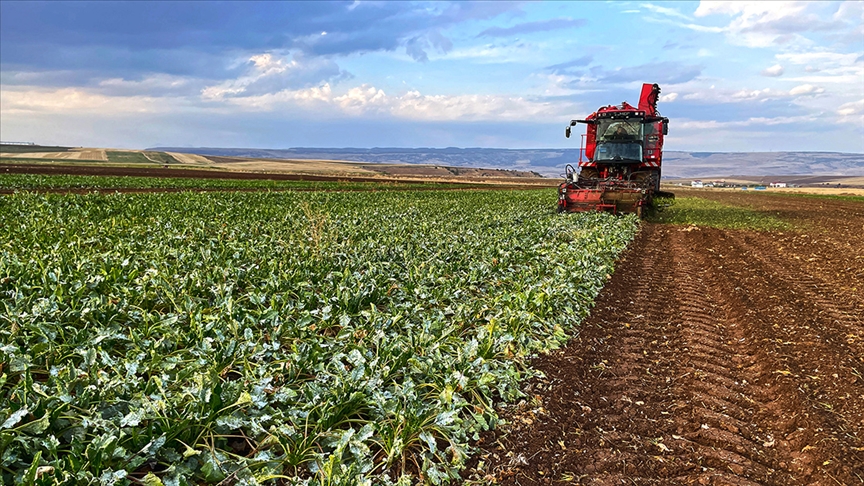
1, 1, 862, 152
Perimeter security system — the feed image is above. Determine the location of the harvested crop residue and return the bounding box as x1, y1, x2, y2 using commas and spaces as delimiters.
469, 193, 863, 485
165, 151, 213, 165
0, 149, 105, 160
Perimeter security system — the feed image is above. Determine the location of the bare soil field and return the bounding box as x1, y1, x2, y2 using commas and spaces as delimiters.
468, 192, 864, 484
164, 151, 215, 165
0, 148, 106, 161
1, 146, 551, 181
680, 186, 864, 197
201, 155, 546, 180
665, 176, 864, 192
0, 163, 556, 190
0, 163, 436, 183
0, 162, 556, 186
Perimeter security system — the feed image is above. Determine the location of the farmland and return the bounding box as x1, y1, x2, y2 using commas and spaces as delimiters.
0, 146, 550, 183
471, 190, 864, 484
0, 189, 638, 485
2, 179, 862, 485
0, 174, 491, 192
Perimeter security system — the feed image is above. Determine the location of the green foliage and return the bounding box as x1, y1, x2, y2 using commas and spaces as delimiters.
0, 174, 488, 191
105, 152, 154, 164
758, 191, 864, 203
649, 196, 791, 230
141, 152, 181, 165
0, 190, 638, 484
0, 145, 71, 154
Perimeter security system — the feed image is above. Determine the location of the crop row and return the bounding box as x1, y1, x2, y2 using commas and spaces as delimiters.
0, 190, 638, 485
0, 174, 481, 192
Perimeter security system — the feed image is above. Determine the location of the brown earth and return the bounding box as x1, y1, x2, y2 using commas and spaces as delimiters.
0, 164, 554, 194
467, 192, 864, 485
0, 162, 555, 186
0, 163, 465, 184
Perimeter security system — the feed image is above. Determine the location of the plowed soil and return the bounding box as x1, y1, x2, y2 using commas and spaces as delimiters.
0, 163, 423, 182
0, 163, 553, 186
469, 193, 864, 485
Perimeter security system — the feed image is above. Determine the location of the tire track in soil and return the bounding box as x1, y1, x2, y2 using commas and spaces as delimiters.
711, 232, 864, 474
467, 223, 863, 485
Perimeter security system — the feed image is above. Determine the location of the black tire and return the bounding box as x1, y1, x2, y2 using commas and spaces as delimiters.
579, 167, 599, 180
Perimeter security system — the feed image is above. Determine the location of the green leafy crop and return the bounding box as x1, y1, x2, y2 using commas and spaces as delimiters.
0, 174, 484, 191
649, 196, 791, 231
0, 190, 638, 485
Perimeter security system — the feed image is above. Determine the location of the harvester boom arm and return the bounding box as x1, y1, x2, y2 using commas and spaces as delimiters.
638, 83, 661, 117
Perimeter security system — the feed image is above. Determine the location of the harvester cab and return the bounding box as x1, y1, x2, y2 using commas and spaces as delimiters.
559, 83, 670, 217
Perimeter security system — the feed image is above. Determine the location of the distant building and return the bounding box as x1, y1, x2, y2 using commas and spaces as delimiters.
769, 182, 787, 188
691, 180, 703, 188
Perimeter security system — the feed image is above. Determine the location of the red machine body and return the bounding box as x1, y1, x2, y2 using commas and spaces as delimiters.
559, 83, 670, 216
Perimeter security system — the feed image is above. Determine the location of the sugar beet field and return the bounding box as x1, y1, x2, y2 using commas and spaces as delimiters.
1, 189, 639, 485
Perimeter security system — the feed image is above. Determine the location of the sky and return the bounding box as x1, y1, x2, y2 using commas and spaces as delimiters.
1, 1, 862, 152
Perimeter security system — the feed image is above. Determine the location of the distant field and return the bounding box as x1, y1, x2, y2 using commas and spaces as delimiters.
0, 150, 107, 161
0, 173, 497, 191
664, 185, 864, 197
142, 151, 181, 164
0, 144, 71, 153
105, 150, 156, 164
0, 145, 551, 182
165, 151, 213, 164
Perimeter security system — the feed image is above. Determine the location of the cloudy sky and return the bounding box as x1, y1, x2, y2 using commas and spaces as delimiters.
1, 1, 862, 152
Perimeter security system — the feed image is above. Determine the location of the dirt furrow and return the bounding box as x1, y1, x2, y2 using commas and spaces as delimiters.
468, 221, 863, 485
702, 232, 864, 475
666, 228, 800, 483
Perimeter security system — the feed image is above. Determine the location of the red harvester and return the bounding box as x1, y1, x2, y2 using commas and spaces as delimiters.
558, 83, 670, 217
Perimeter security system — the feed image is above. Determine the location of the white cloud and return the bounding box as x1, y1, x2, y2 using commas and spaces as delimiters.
837, 99, 864, 117
0, 86, 174, 114
679, 84, 825, 103
729, 88, 784, 100
788, 84, 824, 96
98, 74, 191, 91
334, 85, 389, 114
640, 3, 692, 21
676, 113, 819, 130
201, 52, 347, 100
211, 84, 334, 110
694, 1, 839, 48
761, 64, 784, 77
774, 51, 863, 86
391, 91, 561, 121
776, 51, 860, 67
659, 92, 678, 102
787, 74, 862, 84
202, 54, 295, 99
833, 1, 864, 21
206, 81, 569, 122
640, 15, 724, 33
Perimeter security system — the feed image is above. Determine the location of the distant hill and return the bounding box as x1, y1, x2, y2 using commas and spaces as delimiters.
661, 152, 864, 178
151, 147, 864, 178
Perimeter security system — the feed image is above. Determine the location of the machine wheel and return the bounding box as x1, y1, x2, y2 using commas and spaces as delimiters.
631, 170, 661, 192
579, 167, 599, 180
